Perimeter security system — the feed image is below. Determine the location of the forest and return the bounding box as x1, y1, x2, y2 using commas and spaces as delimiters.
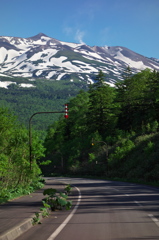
0, 76, 88, 131
1, 68, 159, 202
42, 68, 159, 183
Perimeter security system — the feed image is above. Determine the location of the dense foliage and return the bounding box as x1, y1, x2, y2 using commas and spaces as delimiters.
0, 76, 87, 201
1, 68, 159, 201
0, 77, 88, 131
0, 108, 45, 202
43, 69, 159, 183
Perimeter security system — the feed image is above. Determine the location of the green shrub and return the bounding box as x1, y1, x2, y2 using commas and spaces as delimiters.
64, 184, 72, 195
144, 141, 155, 154
109, 139, 135, 165
42, 187, 72, 211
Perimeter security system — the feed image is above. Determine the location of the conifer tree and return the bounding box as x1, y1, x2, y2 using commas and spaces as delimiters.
88, 71, 116, 136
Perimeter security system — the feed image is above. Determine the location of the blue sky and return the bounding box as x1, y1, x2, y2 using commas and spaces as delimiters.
0, 0, 159, 58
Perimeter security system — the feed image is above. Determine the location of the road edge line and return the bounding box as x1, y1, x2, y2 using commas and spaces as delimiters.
47, 186, 81, 240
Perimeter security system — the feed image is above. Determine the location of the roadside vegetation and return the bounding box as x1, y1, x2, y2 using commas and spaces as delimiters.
0, 108, 46, 203
42, 68, 159, 185
32, 184, 72, 225
1, 68, 159, 203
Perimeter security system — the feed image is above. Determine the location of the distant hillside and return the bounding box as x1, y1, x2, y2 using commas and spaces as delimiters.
0, 76, 88, 131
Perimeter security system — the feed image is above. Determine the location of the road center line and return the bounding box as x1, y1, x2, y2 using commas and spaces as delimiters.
47, 186, 81, 240
148, 214, 159, 228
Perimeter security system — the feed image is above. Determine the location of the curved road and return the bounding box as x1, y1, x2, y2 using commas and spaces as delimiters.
16, 177, 159, 240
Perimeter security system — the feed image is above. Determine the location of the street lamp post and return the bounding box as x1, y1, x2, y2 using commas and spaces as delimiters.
29, 106, 68, 169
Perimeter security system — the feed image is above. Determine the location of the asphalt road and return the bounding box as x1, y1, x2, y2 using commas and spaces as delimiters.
16, 177, 159, 240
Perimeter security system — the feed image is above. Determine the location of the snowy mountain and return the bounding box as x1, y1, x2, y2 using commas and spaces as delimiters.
0, 33, 159, 86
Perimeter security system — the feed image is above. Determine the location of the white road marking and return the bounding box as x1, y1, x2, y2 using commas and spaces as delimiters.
148, 214, 159, 228
134, 200, 142, 206
47, 186, 81, 240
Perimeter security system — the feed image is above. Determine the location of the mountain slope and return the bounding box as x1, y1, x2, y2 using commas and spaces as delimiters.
0, 33, 159, 86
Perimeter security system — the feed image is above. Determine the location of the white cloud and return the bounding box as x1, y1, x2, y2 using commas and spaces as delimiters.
75, 29, 85, 44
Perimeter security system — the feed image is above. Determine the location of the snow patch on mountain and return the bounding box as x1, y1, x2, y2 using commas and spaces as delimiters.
46, 71, 57, 79
0, 47, 8, 63
149, 63, 159, 70
61, 41, 80, 48
0, 73, 12, 77
0, 47, 20, 63
83, 51, 104, 60
0, 33, 159, 82
114, 51, 147, 70
0, 80, 36, 88
0, 81, 16, 88
56, 73, 65, 80
19, 83, 35, 88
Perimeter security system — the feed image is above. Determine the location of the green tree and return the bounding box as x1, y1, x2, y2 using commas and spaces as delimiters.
0, 107, 45, 200
44, 90, 90, 172
116, 69, 156, 131
88, 71, 117, 136
93, 70, 105, 89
